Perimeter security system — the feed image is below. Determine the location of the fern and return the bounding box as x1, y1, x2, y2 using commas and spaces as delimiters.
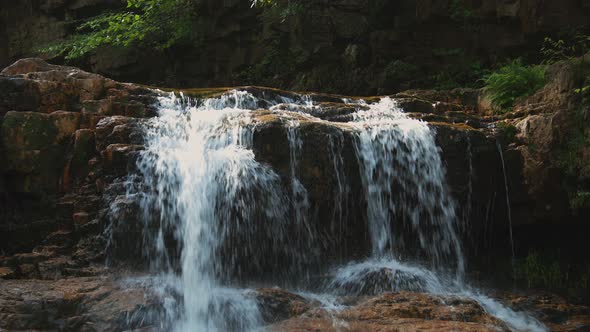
483, 59, 547, 111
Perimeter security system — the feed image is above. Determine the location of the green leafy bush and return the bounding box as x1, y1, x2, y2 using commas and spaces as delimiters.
541, 29, 590, 64
449, 0, 473, 22
571, 191, 590, 209
483, 59, 547, 111
514, 251, 590, 290
42, 0, 274, 60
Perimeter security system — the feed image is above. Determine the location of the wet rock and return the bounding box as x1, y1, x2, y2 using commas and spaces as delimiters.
255, 288, 313, 323
269, 291, 509, 332
0, 276, 164, 331
95, 116, 144, 151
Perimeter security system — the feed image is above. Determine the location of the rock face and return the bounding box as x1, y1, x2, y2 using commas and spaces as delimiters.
2, 0, 589, 93
488, 54, 590, 257
0, 57, 581, 275
1, 58, 589, 330
0, 276, 164, 331
0, 58, 157, 274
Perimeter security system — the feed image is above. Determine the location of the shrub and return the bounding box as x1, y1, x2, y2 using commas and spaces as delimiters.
42, 0, 275, 60
541, 29, 590, 64
483, 59, 547, 111
449, 0, 473, 22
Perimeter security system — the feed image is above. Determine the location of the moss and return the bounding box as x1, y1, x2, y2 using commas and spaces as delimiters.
427, 121, 477, 131
1, 112, 58, 151
159, 87, 232, 99
557, 109, 588, 177
496, 122, 518, 144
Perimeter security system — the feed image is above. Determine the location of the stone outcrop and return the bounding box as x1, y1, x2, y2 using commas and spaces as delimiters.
0, 276, 164, 331
0, 58, 158, 278
482, 54, 590, 257
0, 58, 538, 275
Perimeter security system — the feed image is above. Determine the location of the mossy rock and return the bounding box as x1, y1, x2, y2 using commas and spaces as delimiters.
1, 112, 58, 151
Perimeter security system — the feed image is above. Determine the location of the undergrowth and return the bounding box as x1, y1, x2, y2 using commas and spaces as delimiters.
483, 59, 547, 111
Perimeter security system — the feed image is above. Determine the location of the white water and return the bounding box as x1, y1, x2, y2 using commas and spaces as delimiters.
349, 98, 464, 276
125, 90, 547, 331
134, 91, 289, 331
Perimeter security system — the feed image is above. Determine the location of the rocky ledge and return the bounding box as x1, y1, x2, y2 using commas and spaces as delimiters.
1, 274, 589, 331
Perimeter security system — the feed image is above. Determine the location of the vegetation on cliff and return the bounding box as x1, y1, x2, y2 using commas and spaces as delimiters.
483, 60, 547, 111
43, 0, 278, 60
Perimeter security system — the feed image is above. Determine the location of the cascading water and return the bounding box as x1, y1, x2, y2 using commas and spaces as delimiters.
133, 91, 291, 331
350, 98, 464, 273
122, 89, 547, 331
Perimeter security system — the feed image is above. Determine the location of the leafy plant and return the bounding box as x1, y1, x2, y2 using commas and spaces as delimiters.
541, 29, 590, 64
496, 122, 518, 143
483, 59, 547, 111
557, 108, 588, 177
571, 191, 590, 209
42, 0, 276, 60
449, 0, 473, 22
236, 35, 306, 87
514, 251, 590, 290
514, 251, 563, 288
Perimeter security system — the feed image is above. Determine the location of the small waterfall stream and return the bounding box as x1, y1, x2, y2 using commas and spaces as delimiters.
124, 90, 547, 331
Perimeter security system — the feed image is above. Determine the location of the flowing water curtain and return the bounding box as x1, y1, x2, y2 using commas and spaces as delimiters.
349, 98, 464, 275
131, 92, 290, 330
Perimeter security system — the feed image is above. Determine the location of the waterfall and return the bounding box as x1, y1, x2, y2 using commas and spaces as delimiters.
123, 90, 546, 332
498, 142, 516, 259
350, 98, 464, 274
134, 91, 291, 331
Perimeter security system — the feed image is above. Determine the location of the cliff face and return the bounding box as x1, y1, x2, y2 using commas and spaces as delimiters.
2, 0, 589, 93
0, 58, 589, 331
1, 57, 588, 274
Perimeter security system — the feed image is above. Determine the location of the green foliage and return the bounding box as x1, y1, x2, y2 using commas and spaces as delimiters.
575, 72, 590, 106
496, 122, 518, 143
571, 191, 590, 209
255, 0, 305, 23
237, 36, 307, 87
514, 251, 563, 288
42, 0, 201, 59
42, 0, 275, 60
514, 251, 590, 290
541, 29, 590, 64
557, 108, 588, 177
449, 0, 473, 22
431, 60, 489, 90
483, 59, 547, 111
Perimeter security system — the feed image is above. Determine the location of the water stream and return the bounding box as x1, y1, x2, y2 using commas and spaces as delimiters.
124, 90, 547, 331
